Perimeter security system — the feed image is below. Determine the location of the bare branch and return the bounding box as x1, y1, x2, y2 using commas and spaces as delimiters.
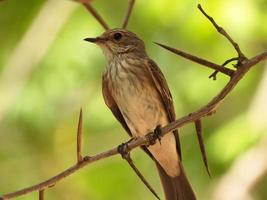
122, 0, 136, 29
155, 42, 235, 78
77, 108, 83, 163
197, 4, 247, 65
124, 154, 160, 200
78, 0, 109, 30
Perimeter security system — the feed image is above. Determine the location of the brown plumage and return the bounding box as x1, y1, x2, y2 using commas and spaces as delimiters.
85, 28, 196, 200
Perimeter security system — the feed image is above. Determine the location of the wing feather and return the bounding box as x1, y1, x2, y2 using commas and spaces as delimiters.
145, 59, 182, 159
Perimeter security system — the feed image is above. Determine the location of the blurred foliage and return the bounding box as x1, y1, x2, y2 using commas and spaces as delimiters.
0, 0, 267, 199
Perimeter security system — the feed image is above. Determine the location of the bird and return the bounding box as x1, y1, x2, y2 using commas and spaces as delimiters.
84, 28, 196, 200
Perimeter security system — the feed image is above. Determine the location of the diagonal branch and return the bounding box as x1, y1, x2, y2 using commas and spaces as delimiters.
78, 0, 109, 30
122, 0, 136, 29
124, 154, 160, 200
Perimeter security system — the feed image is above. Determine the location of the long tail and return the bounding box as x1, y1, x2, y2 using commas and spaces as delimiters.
156, 163, 196, 200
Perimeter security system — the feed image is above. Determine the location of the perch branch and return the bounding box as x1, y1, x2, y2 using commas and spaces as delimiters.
1, 4, 267, 200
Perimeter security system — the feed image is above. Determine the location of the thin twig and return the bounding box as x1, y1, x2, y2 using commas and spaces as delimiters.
122, 0, 136, 28
155, 42, 235, 78
197, 4, 247, 64
77, 108, 83, 163
209, 57, 239, 80
39, 190, 44, 200
79, 0, 109, 30
124, 155, 160, 200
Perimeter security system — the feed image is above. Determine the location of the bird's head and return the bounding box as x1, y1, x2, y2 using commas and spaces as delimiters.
84, 28, 147, 60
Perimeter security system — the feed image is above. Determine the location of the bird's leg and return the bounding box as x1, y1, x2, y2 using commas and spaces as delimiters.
117, 142, 130, 159
146, 125, 162, 146
117, 137, 138, 158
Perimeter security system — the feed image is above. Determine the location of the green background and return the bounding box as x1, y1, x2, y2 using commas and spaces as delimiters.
0, 0, 267, 199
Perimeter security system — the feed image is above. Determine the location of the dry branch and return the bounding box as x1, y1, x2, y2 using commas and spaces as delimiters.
122, 152, 160, 200
197, 4, 247, 65
1, 3, 267, 200
122, 0, 136, 28
78, 0, 109, 30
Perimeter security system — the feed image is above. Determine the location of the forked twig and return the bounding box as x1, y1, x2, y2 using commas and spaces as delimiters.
122, 0, 136, 28
197, 4, 247, 66
209, 57, 239, 80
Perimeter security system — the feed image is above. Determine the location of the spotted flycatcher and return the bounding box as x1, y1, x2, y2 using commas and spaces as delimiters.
85, 28, 196, 200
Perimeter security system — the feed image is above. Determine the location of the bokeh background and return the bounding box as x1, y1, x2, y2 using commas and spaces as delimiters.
0, 0, 267, 199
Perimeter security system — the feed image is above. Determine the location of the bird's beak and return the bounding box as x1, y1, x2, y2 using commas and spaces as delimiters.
84, 37, 106, 44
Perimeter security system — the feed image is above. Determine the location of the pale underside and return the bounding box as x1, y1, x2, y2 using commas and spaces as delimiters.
107, 59, 180, 177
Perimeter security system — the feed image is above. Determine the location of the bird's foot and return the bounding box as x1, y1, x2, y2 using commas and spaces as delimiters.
117, 142, 130, 159
117, 137, 139, 159
117, 142, 129, 159
146, 125, 162, 146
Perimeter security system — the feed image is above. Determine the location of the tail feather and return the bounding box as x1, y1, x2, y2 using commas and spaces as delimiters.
156, 163, 196, 200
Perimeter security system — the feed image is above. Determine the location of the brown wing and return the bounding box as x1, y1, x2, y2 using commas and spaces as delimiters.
145, 59, 182, 159
102, 73, 132, 137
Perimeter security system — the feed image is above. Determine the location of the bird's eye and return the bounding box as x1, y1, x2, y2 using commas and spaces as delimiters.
113, 33, 122, 41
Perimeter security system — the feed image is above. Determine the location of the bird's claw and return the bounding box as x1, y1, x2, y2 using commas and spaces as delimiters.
146, 125, 162, 146
117, 142, 130, 159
